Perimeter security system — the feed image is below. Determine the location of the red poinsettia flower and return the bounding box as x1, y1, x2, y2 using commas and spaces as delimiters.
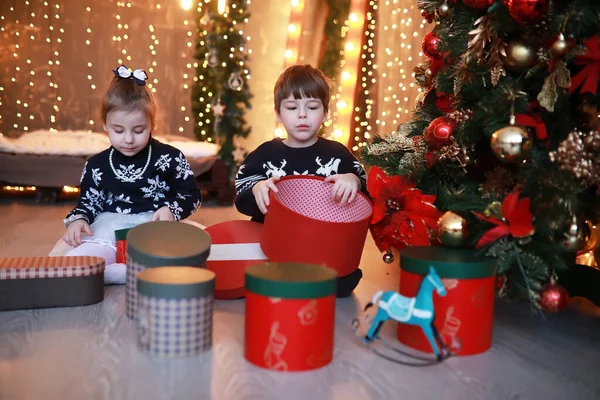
473, 190, 535, 249
367, 166, 440, 252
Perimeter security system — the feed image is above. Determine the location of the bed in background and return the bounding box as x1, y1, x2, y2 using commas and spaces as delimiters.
0, 130, 234, 204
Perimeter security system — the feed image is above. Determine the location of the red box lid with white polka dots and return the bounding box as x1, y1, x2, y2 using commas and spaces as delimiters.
0, 256, 105, 280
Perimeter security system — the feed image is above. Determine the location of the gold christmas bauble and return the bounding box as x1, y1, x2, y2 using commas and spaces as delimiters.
577, 221, 598, 255
415, 91, 427, 107
490, 124, 533, 164
502, 40, 536, 73
438, 3, 450, 17
437, 211, 468, 247
561, 215, 591, 253
551, 33, 569, 57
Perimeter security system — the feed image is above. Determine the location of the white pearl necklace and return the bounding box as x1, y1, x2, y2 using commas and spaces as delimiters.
109, 145, 152, 183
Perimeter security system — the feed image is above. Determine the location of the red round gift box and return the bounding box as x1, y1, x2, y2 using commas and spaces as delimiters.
205, 220, 267, 300
244, 262, 338, 371
397, 247, 497, 356
260, 176, 372, 278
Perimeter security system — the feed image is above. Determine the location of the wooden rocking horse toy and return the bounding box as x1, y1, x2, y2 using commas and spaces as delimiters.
353, 266, 459, 365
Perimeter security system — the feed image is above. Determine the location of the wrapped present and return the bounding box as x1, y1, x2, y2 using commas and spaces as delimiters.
125, 221, 211, 320
115, 228, 131, 264
205, 220, 267, 299
0, 256, 104, 311
261, 176, 372, 278
136, 266, 215, 357
244, 262, 338, 371
397, 247, 497, 356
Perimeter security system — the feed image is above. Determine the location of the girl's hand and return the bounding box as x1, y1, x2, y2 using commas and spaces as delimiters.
63, 219, 93, 247
325, 173, 361, 204
251, 176, 280, 214
152, 206, 175, 221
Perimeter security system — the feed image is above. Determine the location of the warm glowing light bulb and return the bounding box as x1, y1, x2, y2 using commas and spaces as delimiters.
180, 0, 193, 10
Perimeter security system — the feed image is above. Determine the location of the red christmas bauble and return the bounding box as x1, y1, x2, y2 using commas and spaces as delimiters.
425, 116, 456, 148
463, 0, 494, 9
495, 275, 506, 290
422, 32, 441, 59
507, 0, 549, 24
428, 58, 445, 78
537, 278, 569, 312
435, 92, 453, 113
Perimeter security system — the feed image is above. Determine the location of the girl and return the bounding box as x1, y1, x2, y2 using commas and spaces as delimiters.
63, 65, 202, 284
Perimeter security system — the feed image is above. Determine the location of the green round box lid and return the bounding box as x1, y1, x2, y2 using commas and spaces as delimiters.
115, 228, 131, 241
400, 246, 496, 279
127, 221, 211, 267
245, 262, 338, 299
137, 266, 215, 299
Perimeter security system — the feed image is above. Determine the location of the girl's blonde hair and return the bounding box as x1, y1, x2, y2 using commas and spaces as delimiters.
100, 76, 158, 130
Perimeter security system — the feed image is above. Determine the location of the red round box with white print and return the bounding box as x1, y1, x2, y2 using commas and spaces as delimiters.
260, 175, 372, 278
397, 247, 497, 356
244, 262, 338, 371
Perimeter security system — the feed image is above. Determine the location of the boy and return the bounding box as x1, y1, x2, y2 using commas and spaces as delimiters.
234, 64, 368, 297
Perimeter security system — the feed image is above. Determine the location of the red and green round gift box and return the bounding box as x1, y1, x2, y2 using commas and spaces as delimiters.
115, 228, 131, 264
397, 247, 497, 356
244, 262, 337, 372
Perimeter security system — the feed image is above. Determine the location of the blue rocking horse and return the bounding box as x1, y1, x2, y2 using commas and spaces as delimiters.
361, 266, 451, 362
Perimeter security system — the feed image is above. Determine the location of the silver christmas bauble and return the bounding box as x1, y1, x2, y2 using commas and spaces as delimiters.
383, 251, 394, 264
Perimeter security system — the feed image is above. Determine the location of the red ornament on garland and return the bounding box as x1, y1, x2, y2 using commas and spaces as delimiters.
507, 0, 549, 24
537, 276, 569, 312
421, 10, 435, 24
424, 116, 456, 148
435, 92, 453, 113
463, 0, 494, 9
422, 32, 441, 59
495, 275, 506, 290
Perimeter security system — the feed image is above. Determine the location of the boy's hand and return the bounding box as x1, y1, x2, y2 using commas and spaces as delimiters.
325, 173, 361, 204
152, 206, 175, 221
252, 176, 280, 214
63, 219, 93, 247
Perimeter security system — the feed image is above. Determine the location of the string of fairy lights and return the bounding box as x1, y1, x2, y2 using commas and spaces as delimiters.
85, 5, 95, 132
374, 1, 427, 131
350, 0, 377, 153
179, 13, 193, 134
48, 1, 63, 133
1, 0, 208, 138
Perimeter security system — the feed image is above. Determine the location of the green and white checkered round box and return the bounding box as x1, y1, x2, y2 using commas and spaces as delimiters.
136, 267, 215, 357
125, 221, 211, 320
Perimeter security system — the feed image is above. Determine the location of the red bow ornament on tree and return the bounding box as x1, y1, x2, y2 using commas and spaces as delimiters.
515, 101, 548, 146
367, 166, 440, 252
473, 190, 535, 248
569, 35, 600, 95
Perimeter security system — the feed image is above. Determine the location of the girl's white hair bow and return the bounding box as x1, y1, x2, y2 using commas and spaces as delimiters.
113, 64, 148, 85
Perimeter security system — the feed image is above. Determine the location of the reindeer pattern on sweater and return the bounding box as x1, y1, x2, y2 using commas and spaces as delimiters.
235, 137, 367, 222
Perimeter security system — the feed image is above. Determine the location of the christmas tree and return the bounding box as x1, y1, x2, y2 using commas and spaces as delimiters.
362, 0, 600, 310
192, 0, 252, 178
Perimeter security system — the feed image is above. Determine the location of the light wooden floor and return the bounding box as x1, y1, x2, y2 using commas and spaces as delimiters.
0, 197, 599, 400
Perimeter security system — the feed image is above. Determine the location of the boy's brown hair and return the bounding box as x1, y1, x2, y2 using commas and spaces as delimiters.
100, 76, 158, 130
273, 64, 330, 114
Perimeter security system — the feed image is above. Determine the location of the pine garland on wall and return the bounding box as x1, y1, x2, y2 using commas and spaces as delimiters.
192, 0, 252, 178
